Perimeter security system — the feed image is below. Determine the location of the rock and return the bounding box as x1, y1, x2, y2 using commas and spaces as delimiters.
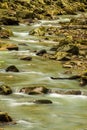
80, 76, 87, 86
0, 27, 13, 38
55, 90, 81, 95
67, 45, 79, 55
36, 49, 47, 56
0, 84, 12, 95
20, 56, 32, 61
0, 112, 12, 122
33, 99, 52, 104
5, 65, 19, 72
7, 45, 19, 51
19, 86, 51, 95
0, 41, 18, 51
0, 17, 19, 25
64, 90, 81, 95
51, 75, 81, 80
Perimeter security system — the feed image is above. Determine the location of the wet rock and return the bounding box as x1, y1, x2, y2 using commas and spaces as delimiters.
36, 49, 47, 56
0, 112, 12, 122
6, 65, 19, 72
55, 90, 81, 95
0, 17, 19, 25
51, 75, 81, 80
0, 84, 12, 95
7, 45, 19, 51
20, 56, 32, 61
0, 41, 18, 51
19, 86, 51, 95
0, 27, 13, 38
33, 99, 53, 104
80, 76, 87, 86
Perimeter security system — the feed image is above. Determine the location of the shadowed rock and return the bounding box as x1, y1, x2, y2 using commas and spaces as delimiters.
20, 56, 32, 61
33, 99, 52, 104
36, 49, 47, 56
6, 65, 19, 72
0, 112, 12, 122
51, 75, 81, 80
7, 46, 19, 51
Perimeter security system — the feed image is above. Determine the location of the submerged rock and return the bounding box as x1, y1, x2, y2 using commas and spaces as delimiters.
20, 56, 32, 61
33, 99, 53, 104
0, 84, 12, 95
19, 86, 51, 95
55, 89, 81, 95
6, 65, 19, 72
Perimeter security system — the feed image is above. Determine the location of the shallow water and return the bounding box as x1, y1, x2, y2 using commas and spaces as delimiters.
0, 15, 87, 130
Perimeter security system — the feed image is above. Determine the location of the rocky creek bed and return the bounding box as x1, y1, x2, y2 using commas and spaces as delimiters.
0, 0, 87, 130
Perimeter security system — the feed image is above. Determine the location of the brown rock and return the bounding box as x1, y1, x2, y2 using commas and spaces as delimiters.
19, 86, 51, 95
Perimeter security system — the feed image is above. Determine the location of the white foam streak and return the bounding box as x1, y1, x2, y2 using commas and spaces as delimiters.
17, 120, 33, 128
11, 102, 34, 106
13, 32, 29, 37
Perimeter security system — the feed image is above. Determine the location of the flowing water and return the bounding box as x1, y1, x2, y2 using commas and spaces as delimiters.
0, 15, 87, 130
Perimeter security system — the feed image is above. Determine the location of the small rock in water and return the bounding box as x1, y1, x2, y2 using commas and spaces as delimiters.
20, 56, 32, 61
33, 99, 53, 104
0, 112, 12, 122
36, 49, 47, 56
5, 65, 19, 72
0, 84, 12, 95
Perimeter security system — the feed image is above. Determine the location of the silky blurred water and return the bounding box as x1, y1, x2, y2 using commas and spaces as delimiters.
0, 15, 87, 130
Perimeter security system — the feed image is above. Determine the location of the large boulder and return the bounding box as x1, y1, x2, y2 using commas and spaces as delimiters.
0, 27, 13, 38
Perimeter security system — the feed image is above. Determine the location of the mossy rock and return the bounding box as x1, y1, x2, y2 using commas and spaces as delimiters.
0, 27, 13, 38
0, 84, 12, 95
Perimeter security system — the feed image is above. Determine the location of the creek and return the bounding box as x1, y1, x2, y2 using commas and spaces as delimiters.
0, 15, 87, 130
